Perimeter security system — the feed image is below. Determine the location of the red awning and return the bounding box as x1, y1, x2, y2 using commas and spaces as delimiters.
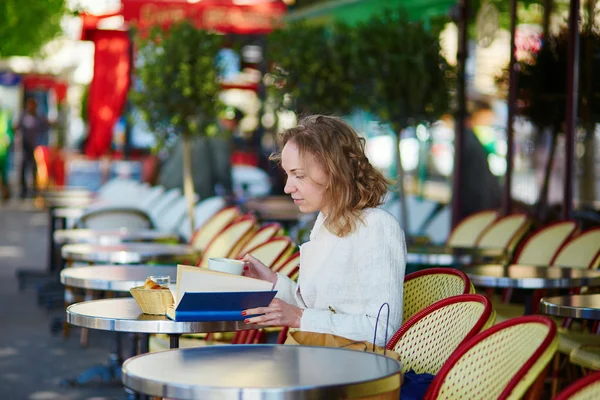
120, 0, 287, 34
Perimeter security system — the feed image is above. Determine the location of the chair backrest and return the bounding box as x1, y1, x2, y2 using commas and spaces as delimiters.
236, 223, 284, 258
424, 316, 558, 400
387, 294, 495, 375
178, 196, 227, 242
155, 196, 192, 233
476, 213, 531, 251
148, 188, 182, 222
197, 214, 258, 268
190, 206, 241, 252
137, 185, 165, 212
274, 251, 300, 277
245, 237, 294, 269
554, 370, 600, 400
76, 207, 154, 230
402, 268, 474, 324
447, 210, 498, 247
552, 228, 600, 269
514, 221, 578, 265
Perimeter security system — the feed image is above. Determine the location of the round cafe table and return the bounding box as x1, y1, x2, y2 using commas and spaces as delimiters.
406, 245, 507, 267
463, 265, 600, 289
540, 294, 600, 320
54, 229, 180, 245
60, 265, 176, 292
463, 264, 600, 315
61, 243, 198, 265
67, 298, 259, 350
122, 344, 402, 400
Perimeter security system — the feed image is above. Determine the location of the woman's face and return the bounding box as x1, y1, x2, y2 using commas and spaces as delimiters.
282, 141, 328, 214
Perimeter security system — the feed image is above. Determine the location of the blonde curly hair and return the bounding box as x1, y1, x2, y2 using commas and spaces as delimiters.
271, 115, 389, 237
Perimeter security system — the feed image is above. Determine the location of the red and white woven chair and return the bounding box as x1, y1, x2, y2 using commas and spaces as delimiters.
513, 220, 578, 266
424, 315, 558, 400
196, 214, 258, 268
402, 268, 474, 324
190, 206, 241, 253
551, 228, 600, 269
475, 212, 532, 254
386, 294, 495, 375
236, 223, 284, 258
554, 370, 600, 400
446, 210, 498, 248
244, 237, 295, 270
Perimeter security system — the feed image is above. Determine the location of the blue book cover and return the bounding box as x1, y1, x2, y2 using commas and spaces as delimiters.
166, 290, 277, 322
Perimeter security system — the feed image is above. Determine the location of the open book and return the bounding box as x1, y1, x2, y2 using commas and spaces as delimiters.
165, 265, 277, 322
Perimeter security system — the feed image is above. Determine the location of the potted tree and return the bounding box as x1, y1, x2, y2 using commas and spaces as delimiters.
131, 21, 224, 233
504, 21, 600, 219
354, 9, 453, 230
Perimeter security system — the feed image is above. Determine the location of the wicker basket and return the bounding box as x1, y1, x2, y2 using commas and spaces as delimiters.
130, 286, 174, 315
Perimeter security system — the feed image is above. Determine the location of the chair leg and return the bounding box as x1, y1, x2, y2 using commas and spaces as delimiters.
278, 327, 289, 344
551, 353, 560, 398
524, 363, 550, 400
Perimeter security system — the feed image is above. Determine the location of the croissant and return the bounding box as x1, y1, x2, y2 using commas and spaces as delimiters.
143, 278, 163, 290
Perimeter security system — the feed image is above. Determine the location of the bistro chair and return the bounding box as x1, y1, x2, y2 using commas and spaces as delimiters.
197, 214, 258, 268
236, 223, 284, 258
554, 370, 600, 400
75, 207, 154, 230
552, 228, 600, 269
178, 196, 227, 242
190, 206, 241, 252
245, 237, 295, 270
386, 294, 495, 375
513, 221, 578, 266
275, 251, 300, 277
402, 268, 474, 324
446, 210, 498, 248
154, 195, 197, 233
424, 315, 558, 400
475, 212, 532, 254
147, 188, 182, 223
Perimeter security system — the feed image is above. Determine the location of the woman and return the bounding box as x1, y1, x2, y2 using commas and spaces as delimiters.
242, 115, 406, 346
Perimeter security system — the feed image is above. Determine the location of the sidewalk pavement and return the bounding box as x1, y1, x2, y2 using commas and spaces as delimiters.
0, 199, 126, 400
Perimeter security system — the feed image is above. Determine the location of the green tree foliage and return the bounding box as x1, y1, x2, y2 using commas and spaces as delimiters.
266, 21, 359, 115
516, 27, 600, 130
131, 21, 224, 145
354, 9, 453, 133
131, 21, 224, 231
0, 0, 67, 57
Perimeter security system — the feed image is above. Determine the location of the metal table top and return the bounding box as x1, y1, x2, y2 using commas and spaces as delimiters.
54, 229, 180, 245
60, 265, 176, 291
43, 188, 94, 199
46, 197, 96, 209
61, 243, 198, 264
463, 264, 600, 289
122, 345, 402, 400
540, 294, 600, 320
52, 207, 86, 219
406, 245, 507, 266
66, 298, 259, 334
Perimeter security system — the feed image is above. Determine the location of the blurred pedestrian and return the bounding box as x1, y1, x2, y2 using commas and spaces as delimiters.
0, 103, 13, 201
14, 98, 49, 199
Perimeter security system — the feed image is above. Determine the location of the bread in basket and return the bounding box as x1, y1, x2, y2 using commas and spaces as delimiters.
130, 278, 174, 315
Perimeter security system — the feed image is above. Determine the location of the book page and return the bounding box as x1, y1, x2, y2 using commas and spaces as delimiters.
174, 265, 274, 307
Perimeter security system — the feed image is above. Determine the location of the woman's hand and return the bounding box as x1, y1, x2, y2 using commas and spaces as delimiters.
242, 298, 303, 328
242, 254, 277, 285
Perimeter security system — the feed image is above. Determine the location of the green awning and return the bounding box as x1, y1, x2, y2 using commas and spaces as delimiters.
285, 0, 456, 25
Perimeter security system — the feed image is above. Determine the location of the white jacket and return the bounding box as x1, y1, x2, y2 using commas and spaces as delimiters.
274, 208, 406, 346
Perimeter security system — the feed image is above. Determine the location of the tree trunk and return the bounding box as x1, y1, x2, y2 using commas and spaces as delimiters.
396, 132, 409, 234
182, 131, 196, 235
536, 130, 557, 221
543, 0, 553, 38
579, 0, 597, 205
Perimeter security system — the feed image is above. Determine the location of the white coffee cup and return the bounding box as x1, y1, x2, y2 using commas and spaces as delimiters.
208, 257, 245, 275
